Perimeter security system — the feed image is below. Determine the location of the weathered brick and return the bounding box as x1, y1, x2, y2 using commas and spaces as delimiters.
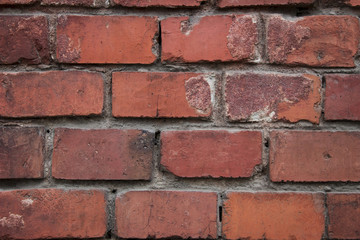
41, 0, 104, 7
112, 72, 212, 118
218, 0, 315, 7
0, 189, 106, 239
52, 129, 154, 180
267, 15, 360, 67
56, 15, 158, 64
116, 191, 217, 239
328, 193, 360, 239
0, 127, 44, 179
161, 131, 262, 178
113, 0, 206, 7
223, 192, 325, 240
0, 16, 49, 64
225, 73, 321, 123
161, 15, 259, 63
325, 74, 360, 121
0, 71, 103, 118
270, 131, 360, 182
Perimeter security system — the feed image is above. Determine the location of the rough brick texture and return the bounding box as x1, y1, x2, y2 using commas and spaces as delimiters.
56, 15, 158, 64
225, 73, 321, 123
325, 74, 360, 121
270, 131, 360, 182
161, 130, 262, 178
218, 0, 315, 7
328, 193, 360, 239
0, 127, 45, 179
267, 15, 360, 67
0, 16, 49, 64
0, 71, 103, 118
161, 15, 259, 63
222, 192, 325, 240
112, 72, 212, 118
52, 129, 154, 180
0, 189, 106, 239
116, 191, 217, 239
113, 0, 206, 7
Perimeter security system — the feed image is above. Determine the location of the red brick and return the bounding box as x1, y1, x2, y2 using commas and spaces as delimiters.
270, 131, 360, 182
325, 74, 360, 121
52, 129, 154, 180
112, 72, 212, 118
328, 193, 360, 239
225, 73, 321, 123
347, 0, 360, 6
0, 16, 49, 64
0, 71, 103, 118
0, 189, 106, 239
161, 15, 259, 63
222, 192, 325, 240
41, 0, 104, 6
161, 130, 262, 178
113, 0, 206, 7
116, 191, 217, 239
218, 0, 314, 7
267, 15, 360, 67
56, 15, 158, 64
0, 127, 44, 179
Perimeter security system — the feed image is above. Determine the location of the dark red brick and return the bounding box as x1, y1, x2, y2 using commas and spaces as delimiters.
112, 72, 212, 118
161, 130, 262, 178
0, 71, 103, 118
328, 193, 360, 239
56, 15, 158, 64
0, 189, 106, 239
0, 127, 44, 179
0, 0, 36, 4
267, 15, 360, 67
161, 15, 259, 63
270, 131, 360, 182
0, 16, 49, 64
52, 129, 154, 180
325, 74, 360, 121
116, 191, 217, 239
113, 0, 206, 7
225, 73, 321, 123
223, 192, 325, 240
218, 0, 315, 7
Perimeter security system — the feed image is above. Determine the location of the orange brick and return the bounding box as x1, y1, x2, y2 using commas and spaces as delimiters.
116, 191, 217, 239
0, 189, 106, 239
0, 71, 103, 118
223, 192, 325, 240
161, 15, 259, 63
112, 72, 212, 118
56, 15, 158, 64
267, 15, 360, 67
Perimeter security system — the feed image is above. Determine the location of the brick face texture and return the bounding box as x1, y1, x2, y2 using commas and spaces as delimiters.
1, 1, 360, 239
52, 129, 154, 180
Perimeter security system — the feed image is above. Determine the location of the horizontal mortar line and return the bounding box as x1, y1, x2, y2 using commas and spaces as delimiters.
1, 64, 360, 74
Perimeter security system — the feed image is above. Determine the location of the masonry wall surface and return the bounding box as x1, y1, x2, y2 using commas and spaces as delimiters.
0, 0, 360, 239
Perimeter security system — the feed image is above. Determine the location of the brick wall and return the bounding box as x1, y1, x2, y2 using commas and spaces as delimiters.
0, 0, 360, 239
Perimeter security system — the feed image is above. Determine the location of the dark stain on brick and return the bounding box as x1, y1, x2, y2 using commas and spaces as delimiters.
128, 130, 154, 172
